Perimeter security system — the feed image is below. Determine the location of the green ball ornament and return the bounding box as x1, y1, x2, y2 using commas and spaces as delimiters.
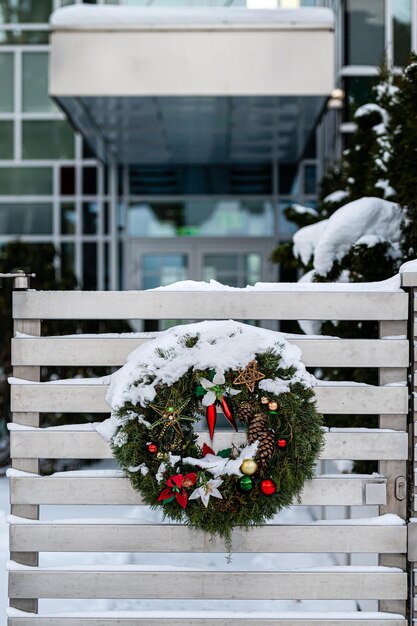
239, 475, 253, 491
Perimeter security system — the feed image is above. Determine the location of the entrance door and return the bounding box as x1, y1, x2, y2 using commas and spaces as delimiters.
125, 238, 277, 330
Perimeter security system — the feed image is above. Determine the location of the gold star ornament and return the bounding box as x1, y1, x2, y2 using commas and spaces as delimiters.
233, 360, 265, 393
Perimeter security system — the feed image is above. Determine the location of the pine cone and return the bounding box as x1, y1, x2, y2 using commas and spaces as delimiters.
248, 412, 268, 444
257, 430, 275, 469
237, 401, 254, 423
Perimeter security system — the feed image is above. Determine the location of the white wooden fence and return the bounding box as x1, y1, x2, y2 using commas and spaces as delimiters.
7, 268, 417, 626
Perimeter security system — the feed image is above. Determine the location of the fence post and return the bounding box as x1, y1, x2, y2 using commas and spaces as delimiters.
9, 276, 40, 615
399, 265, 417, 623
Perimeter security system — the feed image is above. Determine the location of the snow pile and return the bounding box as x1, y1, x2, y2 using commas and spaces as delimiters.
103, 320, 314, 441
293, 197, 403, 276
293, 219, 328, 266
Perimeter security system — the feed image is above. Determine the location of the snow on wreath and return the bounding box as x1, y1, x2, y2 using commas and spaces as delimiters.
100, 320, 324, 547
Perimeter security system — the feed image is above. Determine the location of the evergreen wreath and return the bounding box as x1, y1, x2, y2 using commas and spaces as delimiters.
107, 320, 324, 545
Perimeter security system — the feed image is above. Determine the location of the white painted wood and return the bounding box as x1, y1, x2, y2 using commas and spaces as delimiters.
9, 522, 407, 554
11, 337, 409, 368
12, 290, 409, 321
9, 384, 408, 415
8, 569, 407, 600
5, 616, 409, 626
9, 429, 409, 461
11, 319, 41, 616
9, 475, 387, 506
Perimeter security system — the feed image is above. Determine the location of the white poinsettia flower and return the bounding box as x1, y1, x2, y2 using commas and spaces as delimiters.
189, 478, 223, 507
200, 370, 240, 406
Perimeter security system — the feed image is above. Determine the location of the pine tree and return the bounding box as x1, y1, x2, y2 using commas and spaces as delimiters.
386, 54, 417, 260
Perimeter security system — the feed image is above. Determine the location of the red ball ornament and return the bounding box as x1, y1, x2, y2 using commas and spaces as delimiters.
277, 439, 287, 448
260, 479, 276, 496
147, 443, 158, 454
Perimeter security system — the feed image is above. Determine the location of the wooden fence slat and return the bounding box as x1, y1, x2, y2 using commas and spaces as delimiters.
9, 384, 409, 415
13, 290, 409, 321
9, 522, 407, 554
11, 337, 410, 368
9, 475, 387, 506
7, 569, 407, 600
9, 429, 409, 461
5, 615, 409, 626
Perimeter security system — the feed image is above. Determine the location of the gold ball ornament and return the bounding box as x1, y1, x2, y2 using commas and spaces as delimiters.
260, 396, 269, 405
268, 401, 278, 411
240, 459, 258, 476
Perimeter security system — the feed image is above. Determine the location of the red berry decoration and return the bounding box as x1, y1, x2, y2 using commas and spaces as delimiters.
278, 438, 287, 448
147, 442, 158, 454
260, 479, 276, 496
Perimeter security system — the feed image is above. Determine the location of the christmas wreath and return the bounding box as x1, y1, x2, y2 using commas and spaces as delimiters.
107, 320, 324, 544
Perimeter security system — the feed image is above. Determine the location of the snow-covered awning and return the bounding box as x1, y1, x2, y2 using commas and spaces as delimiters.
49, 6, 335, 164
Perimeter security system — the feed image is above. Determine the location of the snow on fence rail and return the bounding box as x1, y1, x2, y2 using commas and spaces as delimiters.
8, 270, 417, 626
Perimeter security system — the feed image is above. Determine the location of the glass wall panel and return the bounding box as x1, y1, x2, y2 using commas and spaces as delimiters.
0, 203, 52, 234
344, 76, 378, 120
83, 242, 97, 290
83, 202, 98, 234
393, 0, 412, 67
60, 166, 76, 195
203, 253, 262, 287
304, 164, 317, 194
61, 203, 76, 235
22, 52, 56, 113
0, 53, 13, 112
22, 121, 74, 159
82, 167, 97, 195
61, 242, 75, 279
142, 254, 188, 290
0, 1, 53, 23
0, 167, 52, 194
0, 30, 49, 44
279, 201, 300, 238
345, 0, 385, 66
0, 121, 13, 159
127, 199, 274, 237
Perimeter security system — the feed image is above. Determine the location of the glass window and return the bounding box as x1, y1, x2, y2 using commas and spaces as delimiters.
344, 76, 379, 120
0, 30, 49, 44
203, 253, 261, 287
61, 203, 75, 235
61, 242, 75, 279
82, 167, 97, 195
60, 166, 76, 195
22, 121, 74, 159
393, 0, 411, 67
127, 199, 274, 238
83, 242, 97, 290
83, 202, 98, 234
0, 121, 13, 159
142, 254, 188, 290
279, 201, 299, 238
345, 0, 385, 66
304, 164, 317, 195
22, 52, 56, 113
0, 1, 53, 23
104, 202, 110, 234
0, 53, 13, 112
0, 203, 52, 234
0, 167, 52, 194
